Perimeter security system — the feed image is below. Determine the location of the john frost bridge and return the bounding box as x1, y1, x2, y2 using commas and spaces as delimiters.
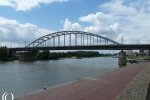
9, 31, 150, 65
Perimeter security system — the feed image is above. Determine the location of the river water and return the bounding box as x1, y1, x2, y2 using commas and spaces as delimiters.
0, 57, 118, 97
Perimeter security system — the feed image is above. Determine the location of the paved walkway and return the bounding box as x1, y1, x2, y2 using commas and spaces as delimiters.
116, 62, 150, 100
16, 62, 148, 100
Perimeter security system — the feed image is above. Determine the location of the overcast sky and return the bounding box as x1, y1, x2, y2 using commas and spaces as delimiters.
0, 0, 150, 47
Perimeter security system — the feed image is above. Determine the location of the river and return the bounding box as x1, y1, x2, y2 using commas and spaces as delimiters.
0, 57, 118, 97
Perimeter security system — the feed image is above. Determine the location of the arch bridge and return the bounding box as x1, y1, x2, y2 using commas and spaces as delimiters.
26, 31, 120, 48
9, 31, 150, 64
9, 31, 150, 51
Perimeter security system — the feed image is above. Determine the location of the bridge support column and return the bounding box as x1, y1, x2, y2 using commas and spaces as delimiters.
148, 49, 150, 56
19, 50, 38, 61
118, 50, 126, 66
8, 50, 17, 60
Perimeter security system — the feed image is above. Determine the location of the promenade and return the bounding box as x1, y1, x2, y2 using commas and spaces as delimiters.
16, 62, 150, 100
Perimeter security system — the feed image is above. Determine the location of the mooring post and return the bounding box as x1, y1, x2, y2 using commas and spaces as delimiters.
118, 50, 126, 66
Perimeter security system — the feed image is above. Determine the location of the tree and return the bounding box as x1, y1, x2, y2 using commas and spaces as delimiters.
0, 46, 9, 61
38, 50, 50, 60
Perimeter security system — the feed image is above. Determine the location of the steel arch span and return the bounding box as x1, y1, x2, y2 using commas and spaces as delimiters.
26, 31, 120, 47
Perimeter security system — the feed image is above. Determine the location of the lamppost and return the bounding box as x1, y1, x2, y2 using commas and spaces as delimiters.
25, 41, 30, 47
122, 36, 124, 44
11, 41, 12, 48
19, 43, 20, 48
25, 41, 26, 47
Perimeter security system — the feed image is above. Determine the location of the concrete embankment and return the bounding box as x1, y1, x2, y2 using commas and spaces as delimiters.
15, 62, 150, 100
116, 62, 150, 100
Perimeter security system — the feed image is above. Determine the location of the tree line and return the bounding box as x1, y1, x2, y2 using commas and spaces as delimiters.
37, 51, 111, 60
0, 46, 112, 61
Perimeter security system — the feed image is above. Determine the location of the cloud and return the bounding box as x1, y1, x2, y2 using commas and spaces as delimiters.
62, 0, 150, 44
79, 12, 113, 25
62, 13, 119, 39
101, 0, 137, 16
0, 17, 53, 47
0, 0, 68, 11
62, 18, 83, 31
0, 0, 15, 7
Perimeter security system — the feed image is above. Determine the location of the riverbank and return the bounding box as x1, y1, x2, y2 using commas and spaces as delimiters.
15, 62, 149, 100
116, 61, 150, 100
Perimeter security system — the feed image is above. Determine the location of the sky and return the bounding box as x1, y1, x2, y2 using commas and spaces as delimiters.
0, 0, 150, 47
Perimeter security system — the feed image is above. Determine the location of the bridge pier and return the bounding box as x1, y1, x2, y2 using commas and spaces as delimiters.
118, 50, 126, 66
19, 50, 38, 61
8, 50, 16, 57
148, 49, 150, 56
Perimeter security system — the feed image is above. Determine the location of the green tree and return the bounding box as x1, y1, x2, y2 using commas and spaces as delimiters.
38, 50, 50, 60
0, 46, 9, 61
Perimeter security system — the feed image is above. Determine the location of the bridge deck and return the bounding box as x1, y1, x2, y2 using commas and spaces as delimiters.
9, 44, 150, 51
